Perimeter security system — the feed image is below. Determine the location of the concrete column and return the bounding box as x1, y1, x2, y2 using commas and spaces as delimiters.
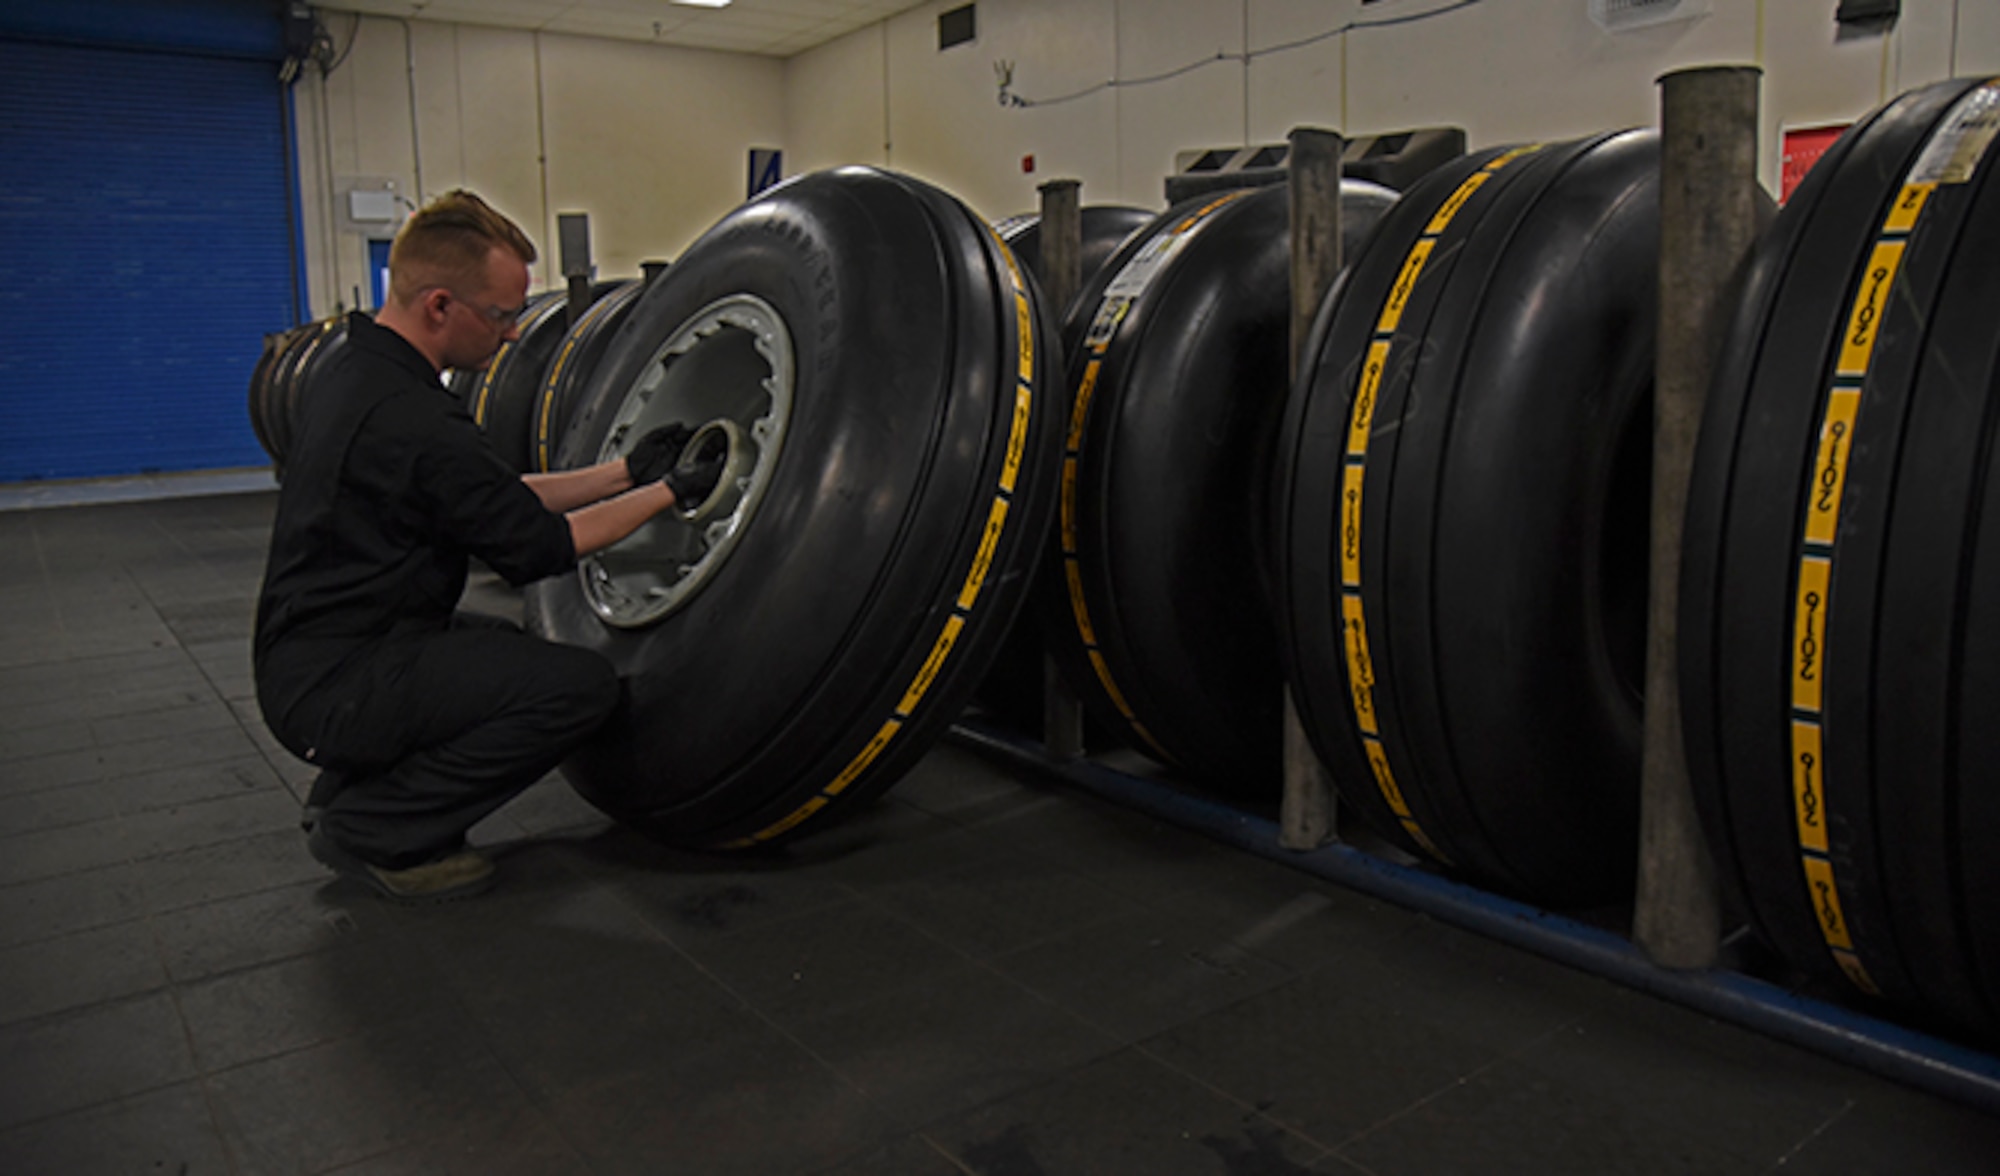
1280, 128, 1344, 851
1635, 65, 1763, 969
1038, 178, 1087, 761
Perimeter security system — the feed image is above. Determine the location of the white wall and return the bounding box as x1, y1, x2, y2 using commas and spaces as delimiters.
292, 15, 783, 317
296, 1, 1997, 314
536, 33, 785, 274
783, 0, 2000, 221
783, 19, 890, 173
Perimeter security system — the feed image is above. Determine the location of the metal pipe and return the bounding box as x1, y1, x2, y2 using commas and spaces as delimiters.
281, 84, 307, 326
533, 33, 552, 261
1036, 179, 1083, 321
1036, 177, 1085, 761
948, 720, 2000, 1117
1281, 126, 1343, 851
1286, 127, 1343, 378
316, 64, 341, 314
1635, 65, 1762, 970
401, 18, 424, 206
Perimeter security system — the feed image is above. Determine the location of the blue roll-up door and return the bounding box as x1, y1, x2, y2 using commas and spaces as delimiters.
0, 36, 295, 481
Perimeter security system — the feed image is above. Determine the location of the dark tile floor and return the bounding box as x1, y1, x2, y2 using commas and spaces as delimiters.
1, 490, 1997, 1175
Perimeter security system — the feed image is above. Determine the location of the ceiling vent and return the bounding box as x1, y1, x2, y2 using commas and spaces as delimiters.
939, 4, 975, 51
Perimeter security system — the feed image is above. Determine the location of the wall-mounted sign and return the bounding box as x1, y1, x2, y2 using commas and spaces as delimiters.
1781, 124, 1849, 203
749, 148, 782, 198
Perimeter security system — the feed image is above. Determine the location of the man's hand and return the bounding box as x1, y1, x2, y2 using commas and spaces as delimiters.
625, 423, 696, 485
663, 437, 729, 509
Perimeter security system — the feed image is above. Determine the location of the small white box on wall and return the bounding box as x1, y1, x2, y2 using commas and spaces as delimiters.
336, 177, 402, 235
347, 189, 397, 223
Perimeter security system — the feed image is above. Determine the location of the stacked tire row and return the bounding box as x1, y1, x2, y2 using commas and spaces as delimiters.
439, 280, 653, 475
1279, 131, 1660, 906
249, 314, 348, 475
1046, 179, 1398, 796
448, 289, 575, 474
1030, 131, 1653, 899
1683, 77, 2000, 1041
244, 78, 1999, 1045
1025, 79, 2000, 1044
249, 281, 649, 476
529, 279, 648, 473
970, 205, 1156, 736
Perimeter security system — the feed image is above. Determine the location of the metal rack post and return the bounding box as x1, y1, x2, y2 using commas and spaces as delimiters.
1634, 65, 1763, 968
1038, 178, 1087, 761
1281, 127, 1344, 851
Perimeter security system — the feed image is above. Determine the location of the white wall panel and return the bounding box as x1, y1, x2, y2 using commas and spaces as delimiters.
290, 78, 337, 317
1954, 0, 2000, 76
307, 17, 423, 311
1876, 0, 1961, 101
1764, 1, 1954, 172
790, 0, 1985, 216
537, 31, 786, 273
990, 0, 1123, 214
436, 25, 543, 266
1341, 1, 1751, 153
784, 17, 890, 174
338, 18, 420, 182
1110, 0, 1246, 200
295, 0, 1991, 317
876, 0, 1123, 219
1244, 0, 1353, 144
293, 15, 786, 314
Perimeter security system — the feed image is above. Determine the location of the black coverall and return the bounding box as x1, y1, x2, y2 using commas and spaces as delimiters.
253, 312, 619, 869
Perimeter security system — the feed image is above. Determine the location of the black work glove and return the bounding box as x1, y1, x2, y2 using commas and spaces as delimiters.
625, 423, 696, 485
663, 435, 729, 509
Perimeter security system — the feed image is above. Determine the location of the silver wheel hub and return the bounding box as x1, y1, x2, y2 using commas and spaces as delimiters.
580, 293, 794, 628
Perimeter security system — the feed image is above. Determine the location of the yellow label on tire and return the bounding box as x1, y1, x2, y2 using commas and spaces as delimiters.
1835, 241, 1905, 378
1341, 595, 1379, 737
1377, 239, 1435, 334
1364, 738, 1408, 817
1002, 387, 1031, 493
1790, 720, 1828, 854
1882, 183, 1935, 233
1348, 341, 1391, 457
1802, 856, 1856, 950
1791, 556, 1831, 714
1426, 170, 1493, 235
1803, 388, 1861, 546
1340, 464, 1365, 589
899, 618, 964, 717
957, 499, 1008, 610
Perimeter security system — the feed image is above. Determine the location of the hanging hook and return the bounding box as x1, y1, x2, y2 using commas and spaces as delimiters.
995, 59, 1020, 107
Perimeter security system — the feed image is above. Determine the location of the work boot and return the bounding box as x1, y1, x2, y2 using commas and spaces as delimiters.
299, 769, 347, 833
306, 825, 496, 904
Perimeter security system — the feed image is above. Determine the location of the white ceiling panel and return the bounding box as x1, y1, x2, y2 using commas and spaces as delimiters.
318, 0, 933, 57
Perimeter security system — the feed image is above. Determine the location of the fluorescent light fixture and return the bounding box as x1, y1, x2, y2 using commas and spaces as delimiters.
672, 0, 732, 7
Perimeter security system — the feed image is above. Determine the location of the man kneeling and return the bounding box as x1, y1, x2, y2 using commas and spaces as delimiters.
253, 190, 716, 903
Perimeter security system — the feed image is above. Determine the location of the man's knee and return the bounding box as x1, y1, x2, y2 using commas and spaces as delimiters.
537, 644, 620, 733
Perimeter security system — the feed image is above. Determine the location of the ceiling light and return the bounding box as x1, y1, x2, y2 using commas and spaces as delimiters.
672, 0, 732, 7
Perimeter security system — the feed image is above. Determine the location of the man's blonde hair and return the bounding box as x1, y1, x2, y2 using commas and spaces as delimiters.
388, 189, 537, 306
